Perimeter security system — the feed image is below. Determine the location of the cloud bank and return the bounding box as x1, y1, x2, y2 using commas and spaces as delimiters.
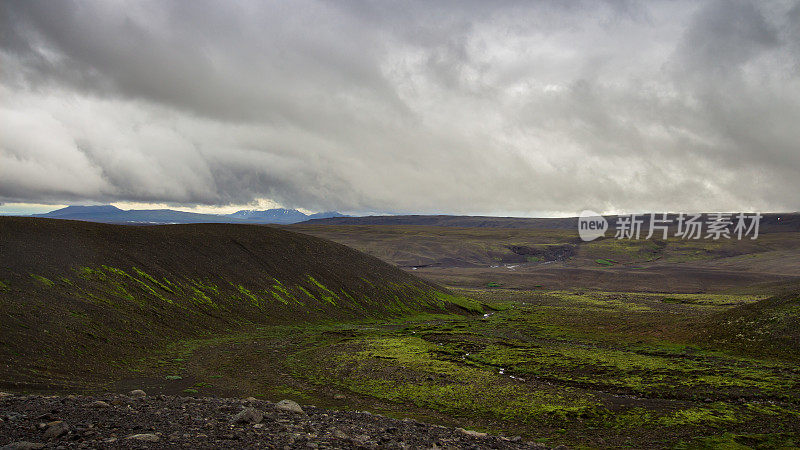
2, 0, 799, 214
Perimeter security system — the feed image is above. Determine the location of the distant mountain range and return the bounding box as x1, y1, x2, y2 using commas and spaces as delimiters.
28, 206, 800, 232
32, 205, 347, 225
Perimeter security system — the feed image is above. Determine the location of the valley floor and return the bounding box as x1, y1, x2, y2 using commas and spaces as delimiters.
74, 288, 800, 449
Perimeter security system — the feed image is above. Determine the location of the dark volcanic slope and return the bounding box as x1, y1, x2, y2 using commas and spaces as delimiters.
0, 217, 464, 389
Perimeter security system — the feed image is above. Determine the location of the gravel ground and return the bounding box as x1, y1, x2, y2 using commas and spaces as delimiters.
0, 392, 556, 449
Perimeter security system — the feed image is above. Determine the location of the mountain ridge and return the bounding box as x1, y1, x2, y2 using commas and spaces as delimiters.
30, 205, 347, 225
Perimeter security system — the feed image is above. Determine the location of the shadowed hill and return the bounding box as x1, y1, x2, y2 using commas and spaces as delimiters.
700, 288, 800, 361
0, 217, 472, 390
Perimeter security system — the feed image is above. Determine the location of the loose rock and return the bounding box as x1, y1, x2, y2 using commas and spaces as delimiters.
126, 433, 160, 442
129, 389, 146, 398
457, 427, 488, 438
43, 421, 69, 439
276, 399, 305, 414
0, 393, 547, 449
231, 407, 263, 424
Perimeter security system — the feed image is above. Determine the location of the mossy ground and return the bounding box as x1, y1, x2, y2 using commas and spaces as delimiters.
108, 288, 800, 448
1, 261, 464, 392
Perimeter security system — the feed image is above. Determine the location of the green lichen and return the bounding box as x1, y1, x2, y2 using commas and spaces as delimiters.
307, 276, 339, 306
30, 274, 54, 287
236, 284, 261, 307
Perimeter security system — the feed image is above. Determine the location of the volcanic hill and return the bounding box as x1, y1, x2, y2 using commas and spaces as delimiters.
0, 217, 471, 391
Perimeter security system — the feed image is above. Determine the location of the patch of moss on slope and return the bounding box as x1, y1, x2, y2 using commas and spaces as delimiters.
30, 274, 54, 287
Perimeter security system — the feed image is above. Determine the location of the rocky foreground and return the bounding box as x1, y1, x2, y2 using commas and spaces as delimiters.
0, 391, 556, 449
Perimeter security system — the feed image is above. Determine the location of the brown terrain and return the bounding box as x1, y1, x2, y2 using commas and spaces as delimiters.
1, 214, 799, 448
288, 213, 800, 293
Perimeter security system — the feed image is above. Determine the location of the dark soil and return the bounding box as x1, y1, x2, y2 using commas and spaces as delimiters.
0, 392, 547, 449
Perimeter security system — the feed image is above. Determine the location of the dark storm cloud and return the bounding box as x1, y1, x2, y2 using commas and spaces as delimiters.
1, 0, 799, 214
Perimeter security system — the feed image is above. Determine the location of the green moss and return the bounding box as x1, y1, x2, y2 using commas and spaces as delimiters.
76, 266, 101, 279
123, 269, 173, 304
268, 290, 288, 305
107, 280, 137, 304
189, 286, 216, 307
435, 292, 483, 313
291, 335, 603, 426
296, 285, 315, 301
659, 404, 739, 427
236, 284, 262, 308
30, 274, 54, 287
133, 267, 175, 294
307, 276, 339, 305
193, 279, 219, 295
101, 265, 129, 277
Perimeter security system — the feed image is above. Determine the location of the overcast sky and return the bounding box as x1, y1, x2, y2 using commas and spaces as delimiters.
1, 0, 799, 216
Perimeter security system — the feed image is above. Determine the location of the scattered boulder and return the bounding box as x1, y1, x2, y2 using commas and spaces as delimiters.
126, 433, 160, 442
42, 421, 69, 439
457, 427, 487, 438
231, 407, 263, 424
89, 400, 110, 408
129, 389, 146, 398
333, 394, 346, 400
275, 399, 304, 414
244, 397, 258, 403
